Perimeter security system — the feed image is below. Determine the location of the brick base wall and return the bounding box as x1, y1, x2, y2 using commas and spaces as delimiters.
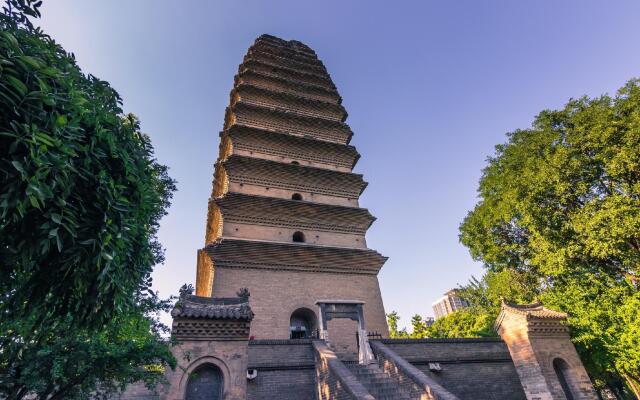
378, 339, 527, 400
247, 340, 317, 400
212, 268, 388, 339
247, 369, 316, 400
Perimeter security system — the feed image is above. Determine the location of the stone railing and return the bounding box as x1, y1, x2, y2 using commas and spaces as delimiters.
312, 341, 374, 400
369, 341, 460, 400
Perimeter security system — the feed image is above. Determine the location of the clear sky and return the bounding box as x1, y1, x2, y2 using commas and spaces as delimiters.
37, 1, 640, 329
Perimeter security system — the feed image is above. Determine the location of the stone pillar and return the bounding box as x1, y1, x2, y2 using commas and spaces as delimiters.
495, 301, 597, 400
162, 286, 254, 400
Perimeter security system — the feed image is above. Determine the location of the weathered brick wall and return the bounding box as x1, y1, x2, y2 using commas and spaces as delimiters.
165, 340, 249, 400
227, 180, 358, 207
115, 340, 249, 400
381, 337, 512, 360
247, 340, 316, 400
496, 308, 598, 400
213, 269, 388, 339
221, 221, 367, 248
497, 314, 554, 400
247, 369, 316, 400
231, 146, 351, 173
415, 362, 525, 400
248, 339, 316, 366
529, 336, 599, 400
378, 339, 527, 400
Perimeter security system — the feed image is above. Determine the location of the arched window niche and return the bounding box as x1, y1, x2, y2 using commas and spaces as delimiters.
290, 161, 300, 165
553, 358, 576, 400
290, 308, 317, 339
291, 193, 303, 201
185, 363, 224, 400
292, 231, 305, 243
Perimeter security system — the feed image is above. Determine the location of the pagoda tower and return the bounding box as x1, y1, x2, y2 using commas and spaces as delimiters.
196, 34, 388, 341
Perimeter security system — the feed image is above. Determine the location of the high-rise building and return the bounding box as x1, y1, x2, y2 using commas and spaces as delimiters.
432, 289, 471, 319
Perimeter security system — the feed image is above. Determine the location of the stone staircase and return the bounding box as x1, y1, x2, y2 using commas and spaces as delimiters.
347, 363, 413, 400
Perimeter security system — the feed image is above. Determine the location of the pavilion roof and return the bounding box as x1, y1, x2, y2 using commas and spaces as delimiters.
171, 294, 254, 321
500, 300, 568, 320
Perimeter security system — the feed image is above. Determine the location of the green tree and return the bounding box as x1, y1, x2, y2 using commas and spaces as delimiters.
459, 79, 640, 398
459, 269, 539, 309
4, 297, 175, 399
410, 314, 430, 339
0, 1, 177, 397
386, 311, 409, 338
427, 309, 496, 339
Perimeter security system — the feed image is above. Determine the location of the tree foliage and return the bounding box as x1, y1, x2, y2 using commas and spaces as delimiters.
388, 308, 495, 339
0, 1, 177, 397
386, 311, 409, 338
427, 309, 496, 339
3, 296, 176, 399
459, 79, 640, 398
409, 314, 430, 339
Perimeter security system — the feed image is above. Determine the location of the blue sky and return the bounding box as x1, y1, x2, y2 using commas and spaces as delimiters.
38, 1, 640, 329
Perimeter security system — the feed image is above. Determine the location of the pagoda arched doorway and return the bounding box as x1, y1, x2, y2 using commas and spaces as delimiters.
185, 364, 224, 400
290, 307, 317, 339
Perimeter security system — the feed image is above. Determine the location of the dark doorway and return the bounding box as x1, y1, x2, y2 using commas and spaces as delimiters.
291, 193, 303, 201
553, 358, 575, 400
185, 364, 223, 400
290, 308, 317, 339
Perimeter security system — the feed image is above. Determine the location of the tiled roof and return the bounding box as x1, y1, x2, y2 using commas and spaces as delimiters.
213, 192, 375, 234
227, 101, 352, 144
205, 237, 387, 274
242, 53, 333, 84
501, 300, 567, 319
221, 155, 367, 198
240, 58, 336, 91
255, 34, 316, 56
224, 125, 359, 169
246, 48, 327, 75
236, 67, 341, 103
233, 83, 347, 121
252, 39, 319, 62
171, 294, 254, 321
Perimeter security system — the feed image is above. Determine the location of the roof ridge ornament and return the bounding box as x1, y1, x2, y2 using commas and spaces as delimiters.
237, 287, 250, 300
179, 283, 194, 298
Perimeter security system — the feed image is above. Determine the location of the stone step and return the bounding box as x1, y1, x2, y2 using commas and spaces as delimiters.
346, 363, 413, 400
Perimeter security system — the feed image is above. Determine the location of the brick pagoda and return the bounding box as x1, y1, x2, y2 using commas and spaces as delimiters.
118, 34, 597, 400
195, 33, 389, 345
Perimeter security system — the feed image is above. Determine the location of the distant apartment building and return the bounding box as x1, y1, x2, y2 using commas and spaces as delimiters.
432, 289, 470, 319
